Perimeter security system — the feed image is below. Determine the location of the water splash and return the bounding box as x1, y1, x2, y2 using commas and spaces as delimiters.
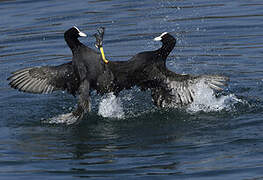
43, 112, 79, 125
187, 80, 243, 113
43, 81, 245, 125
98, 93, 125, 118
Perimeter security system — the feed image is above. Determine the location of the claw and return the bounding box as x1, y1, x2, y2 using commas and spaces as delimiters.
94, 27, 105, 48
94, 27, 109, 64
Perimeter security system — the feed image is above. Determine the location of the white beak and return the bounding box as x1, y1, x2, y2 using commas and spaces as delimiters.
154, 32, 168, 41
78, 31, 87, 37
73, 26, 87, 37
154, 36, 162, 41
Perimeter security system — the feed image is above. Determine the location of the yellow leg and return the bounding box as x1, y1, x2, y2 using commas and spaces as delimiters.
99, 47, 109, 64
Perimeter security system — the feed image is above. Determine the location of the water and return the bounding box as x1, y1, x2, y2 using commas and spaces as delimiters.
1, 0, 263, 179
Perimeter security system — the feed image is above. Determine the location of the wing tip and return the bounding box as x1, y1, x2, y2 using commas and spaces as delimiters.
7, 67, 55, 94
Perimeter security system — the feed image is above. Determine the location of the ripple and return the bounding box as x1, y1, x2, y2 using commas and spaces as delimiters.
1, 0, 263, 179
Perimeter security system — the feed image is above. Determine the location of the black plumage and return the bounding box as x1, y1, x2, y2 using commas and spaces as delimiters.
8, 27, 228, 122
106, 31, 228, 108
8, 62, 78, 95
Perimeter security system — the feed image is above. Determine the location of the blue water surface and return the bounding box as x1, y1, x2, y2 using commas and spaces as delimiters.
1, 0, 263, 179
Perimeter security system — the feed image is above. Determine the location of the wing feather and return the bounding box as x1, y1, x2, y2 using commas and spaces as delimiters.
8, 62, 79, 95
151, 69, 229, 108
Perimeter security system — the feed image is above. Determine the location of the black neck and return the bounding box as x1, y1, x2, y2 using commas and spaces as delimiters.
157, 37, 176, 60
64, 34, 83, 52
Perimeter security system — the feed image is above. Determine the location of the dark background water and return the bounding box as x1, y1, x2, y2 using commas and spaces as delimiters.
1, 0, 263, 179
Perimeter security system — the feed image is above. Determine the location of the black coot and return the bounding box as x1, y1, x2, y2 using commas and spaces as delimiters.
8, 26, 113, 121
8, 27, 228, 123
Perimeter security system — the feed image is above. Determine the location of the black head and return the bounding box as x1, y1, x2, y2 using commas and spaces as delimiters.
154, 32, 176, 59
64, 26, 87, 39
64, 26, 87, 51
154, 32, 176, 44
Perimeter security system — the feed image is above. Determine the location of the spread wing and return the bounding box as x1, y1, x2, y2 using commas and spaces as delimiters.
151, 70, 229, 108
8, 62, 79, 95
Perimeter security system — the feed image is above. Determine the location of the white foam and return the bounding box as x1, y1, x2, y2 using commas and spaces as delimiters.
98, 93, 124, 118
44, 112, 79, 125
187, 80, 241, 113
